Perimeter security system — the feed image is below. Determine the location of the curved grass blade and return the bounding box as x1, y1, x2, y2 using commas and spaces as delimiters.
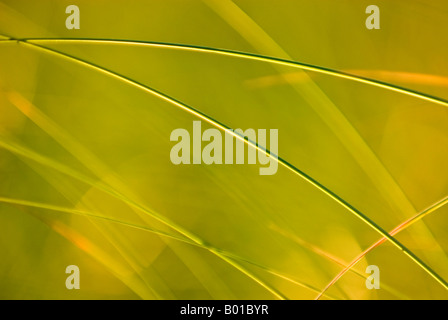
0, 196, 341, 299
272, 226, 410, 300
316, 195, 448, 299
11, 207, 158, 299
0, 37, 443, 109
195, 0, 448, 277
3, 36, 447, 267
0, 138, 287, 300
2, 36, 446, 291
4, 89, 345, 298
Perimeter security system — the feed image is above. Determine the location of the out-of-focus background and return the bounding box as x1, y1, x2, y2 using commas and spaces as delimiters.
0, 0, 447, 300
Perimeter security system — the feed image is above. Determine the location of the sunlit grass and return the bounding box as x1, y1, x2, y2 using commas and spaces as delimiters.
0, 0, 447, 300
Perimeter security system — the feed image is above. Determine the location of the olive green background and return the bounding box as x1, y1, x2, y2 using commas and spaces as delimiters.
0, 0, 447, 299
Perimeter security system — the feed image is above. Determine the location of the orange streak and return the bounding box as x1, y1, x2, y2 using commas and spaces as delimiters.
316, 195, 448, 299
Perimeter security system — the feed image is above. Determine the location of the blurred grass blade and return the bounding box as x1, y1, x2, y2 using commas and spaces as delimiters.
3, 35, 446, 292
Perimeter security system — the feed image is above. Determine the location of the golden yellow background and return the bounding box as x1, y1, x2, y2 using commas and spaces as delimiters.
0, 0, 447, 299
